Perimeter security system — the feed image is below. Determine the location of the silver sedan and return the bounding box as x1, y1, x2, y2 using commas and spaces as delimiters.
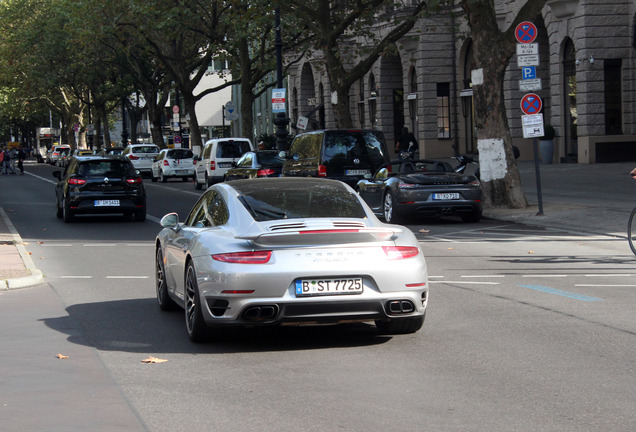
155, 177, 429, 342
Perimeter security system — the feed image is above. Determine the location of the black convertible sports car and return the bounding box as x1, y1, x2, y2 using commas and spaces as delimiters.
355, 159, 483, 223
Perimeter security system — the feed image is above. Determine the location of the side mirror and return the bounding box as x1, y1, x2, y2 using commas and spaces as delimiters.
160, 212, 179, 229
52, 171, 62, 180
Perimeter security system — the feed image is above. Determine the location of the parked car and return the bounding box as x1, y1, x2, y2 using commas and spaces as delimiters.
46, 144, 71, 164
53, 155, 146, 223
194, 138, 253, 189
151, 148, 196, 182
223, 150, 284, 181
155, 177, 428, 342
355, 159, 483, 223
280, 129, 390, 187
122, 144, 160, 177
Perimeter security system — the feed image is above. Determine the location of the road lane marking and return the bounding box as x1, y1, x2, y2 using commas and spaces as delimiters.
461, 275, 505, 278
60, 276, 93, 279
575, 284, 636, 287
106, 276, 149, 279
429, 281, 500, 285
519, 284, 602, 301
522, 274, 568, 278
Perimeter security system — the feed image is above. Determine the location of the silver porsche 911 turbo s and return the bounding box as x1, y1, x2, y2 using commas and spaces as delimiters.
155, 177, 428, 342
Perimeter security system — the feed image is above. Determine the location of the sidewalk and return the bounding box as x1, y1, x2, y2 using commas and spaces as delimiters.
0, 207, 43, 289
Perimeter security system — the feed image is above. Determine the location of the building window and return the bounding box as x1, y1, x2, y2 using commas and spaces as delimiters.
604, 59, 622, 135
209, 56, 229, 72
437, 83, 451, 139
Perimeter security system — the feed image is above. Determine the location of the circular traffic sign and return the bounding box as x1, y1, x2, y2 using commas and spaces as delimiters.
520, 93, 542, 115
173, 135, 182, 144
172, 105, 180, 114
515, 21, 537, 44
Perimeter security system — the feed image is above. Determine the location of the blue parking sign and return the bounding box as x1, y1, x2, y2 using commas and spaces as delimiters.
522, 66, 536, 80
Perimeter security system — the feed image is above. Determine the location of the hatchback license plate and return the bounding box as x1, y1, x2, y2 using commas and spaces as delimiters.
433, 193, 460, 200
346, 169, 369, 176
218, 162, 232, 168
295, 278, 363, 296
94, 200, 120, 207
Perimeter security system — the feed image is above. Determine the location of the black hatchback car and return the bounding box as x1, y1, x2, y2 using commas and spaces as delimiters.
281, 129, 390, 187
53, 155, 146, 222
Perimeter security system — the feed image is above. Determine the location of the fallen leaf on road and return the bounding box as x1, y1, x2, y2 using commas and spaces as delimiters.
141, 356, 168, 364
418, 229, 430, 233
56, 353, 69, 359
448, 247, 454, 250
37, 241, 44, 244
528, 251, 534, 254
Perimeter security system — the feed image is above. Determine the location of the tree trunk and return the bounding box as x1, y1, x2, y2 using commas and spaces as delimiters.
462, 0, 532, 209
183, 94, 203, 154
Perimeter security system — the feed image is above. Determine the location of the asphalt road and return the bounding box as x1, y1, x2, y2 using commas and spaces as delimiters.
1, 161, 635, 431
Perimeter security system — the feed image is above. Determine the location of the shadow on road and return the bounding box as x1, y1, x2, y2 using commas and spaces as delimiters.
41, 298, 394, 354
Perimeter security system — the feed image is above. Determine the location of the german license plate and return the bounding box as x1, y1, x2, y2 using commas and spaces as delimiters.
433, 193, 460, 200
94, 200, 120, 207
218, 162, 232, 168
295, 278, 363, 296
346, 169, 369, 176
176, 170, 188, 174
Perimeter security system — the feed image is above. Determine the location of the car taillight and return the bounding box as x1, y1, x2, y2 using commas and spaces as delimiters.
128, 155, 140, 160
210, 161, 216, 170
68, 178, 87, 185
126, 177, 143, 184
163, 160, 170, 166
318, 165, 327, 177
212, 251, 272, 264
256, 168, 276, 177
382, 246, 420, 260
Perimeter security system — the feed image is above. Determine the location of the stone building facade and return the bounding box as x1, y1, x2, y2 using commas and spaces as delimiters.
285, 0, 636, 163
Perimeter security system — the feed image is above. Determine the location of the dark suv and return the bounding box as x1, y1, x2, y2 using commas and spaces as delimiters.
53, 156, 146, 222
281, 129, 390, 186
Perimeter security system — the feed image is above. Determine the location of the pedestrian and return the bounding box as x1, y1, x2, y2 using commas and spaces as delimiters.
17, 147, 25, 175
2, 147, 15, 175
9, 147, 18, 173
395, 126, 419, 160
0, 146, 4, 175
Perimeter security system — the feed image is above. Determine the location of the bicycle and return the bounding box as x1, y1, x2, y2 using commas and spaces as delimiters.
628, 170, 636, 255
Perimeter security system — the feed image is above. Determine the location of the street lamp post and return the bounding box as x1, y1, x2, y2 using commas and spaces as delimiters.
274, 7, 289, 151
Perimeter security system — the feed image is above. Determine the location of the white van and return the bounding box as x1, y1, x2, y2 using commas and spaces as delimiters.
194, 138, 253, 189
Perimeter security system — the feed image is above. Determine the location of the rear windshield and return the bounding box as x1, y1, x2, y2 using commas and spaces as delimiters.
216, 141, 251, 158
132, 145, 159, 154
323, 131, 387, 166
77, 160, 135, 177
167, 149, 193, 159
233, 179, 367, 221
256, 151, 284, 166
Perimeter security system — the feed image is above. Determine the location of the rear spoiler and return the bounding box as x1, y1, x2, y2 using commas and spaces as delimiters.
237, 227, 401, 247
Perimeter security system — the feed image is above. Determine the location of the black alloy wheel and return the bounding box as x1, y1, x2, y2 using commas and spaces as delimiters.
156, 248, 178, 311
185, 262, 212, 342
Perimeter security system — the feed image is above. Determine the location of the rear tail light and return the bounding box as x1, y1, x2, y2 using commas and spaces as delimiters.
163, 160, 170, 166
256, 168, 276, 177
212, 250, 272, 264
126, 177, 143, 184
382, 246, 420, 260
128, 155, 140, 160
68, 178, 87, 185
318, 165, 327, 177
209, 161, 216, 171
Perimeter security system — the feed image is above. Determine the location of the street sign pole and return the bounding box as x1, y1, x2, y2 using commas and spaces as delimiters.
516, 21, 543, 215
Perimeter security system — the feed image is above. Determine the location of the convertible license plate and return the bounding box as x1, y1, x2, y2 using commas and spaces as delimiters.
295, 278, 363, 296
94, 200, 120, 207
346, 169, 370, 176
433, 193, 460, 200
218, 162, 232, 168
